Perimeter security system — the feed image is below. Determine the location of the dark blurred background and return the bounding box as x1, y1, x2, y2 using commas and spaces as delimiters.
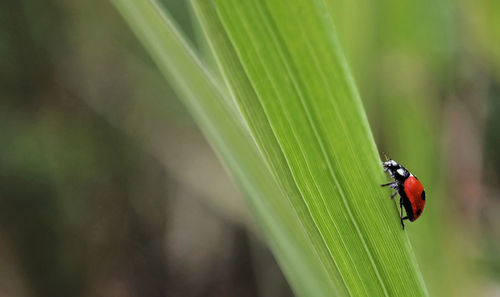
0, 0, 499, 296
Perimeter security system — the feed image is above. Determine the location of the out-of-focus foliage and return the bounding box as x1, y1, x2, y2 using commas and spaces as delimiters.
0, 0, 499, 296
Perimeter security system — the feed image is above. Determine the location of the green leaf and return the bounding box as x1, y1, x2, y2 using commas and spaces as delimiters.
112, 0, 429, 296
215, 0, 428, 296
111, 0, 341, 296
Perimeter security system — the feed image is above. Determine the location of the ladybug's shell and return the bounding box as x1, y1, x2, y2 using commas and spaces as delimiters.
403, 176, 425, 221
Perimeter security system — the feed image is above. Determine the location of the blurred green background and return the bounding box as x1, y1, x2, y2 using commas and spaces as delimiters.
1, 0, 499, 296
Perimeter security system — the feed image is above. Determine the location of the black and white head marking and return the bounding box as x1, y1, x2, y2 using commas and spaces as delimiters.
382, 159, 410, 182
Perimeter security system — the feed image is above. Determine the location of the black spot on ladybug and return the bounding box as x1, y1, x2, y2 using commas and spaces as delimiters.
421, 191, 426, 201
416, 209, 422, 216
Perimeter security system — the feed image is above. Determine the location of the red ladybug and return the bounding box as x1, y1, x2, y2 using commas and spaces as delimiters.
381, 156, 426, 229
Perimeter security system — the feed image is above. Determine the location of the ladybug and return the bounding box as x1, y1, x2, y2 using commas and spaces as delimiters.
381, 155, 426, 229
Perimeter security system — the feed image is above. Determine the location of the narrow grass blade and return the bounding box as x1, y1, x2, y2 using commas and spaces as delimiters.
111, 0, 340, 296
217, 0, 428, 296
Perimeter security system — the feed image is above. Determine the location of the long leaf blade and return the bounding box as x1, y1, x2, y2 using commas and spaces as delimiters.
111, 0, 339, 296
216, 0, 428, 296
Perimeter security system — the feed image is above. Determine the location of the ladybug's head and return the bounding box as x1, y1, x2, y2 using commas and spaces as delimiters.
382, 160, 410, 180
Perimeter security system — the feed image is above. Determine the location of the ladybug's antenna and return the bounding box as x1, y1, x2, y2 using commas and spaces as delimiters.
382, 152, 389, 161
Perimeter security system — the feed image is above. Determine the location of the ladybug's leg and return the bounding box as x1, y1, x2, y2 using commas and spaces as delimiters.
399, 197, 406, 229
390, 191, 398, 199
400, 216, 409, 230
381, 181, 396, 187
